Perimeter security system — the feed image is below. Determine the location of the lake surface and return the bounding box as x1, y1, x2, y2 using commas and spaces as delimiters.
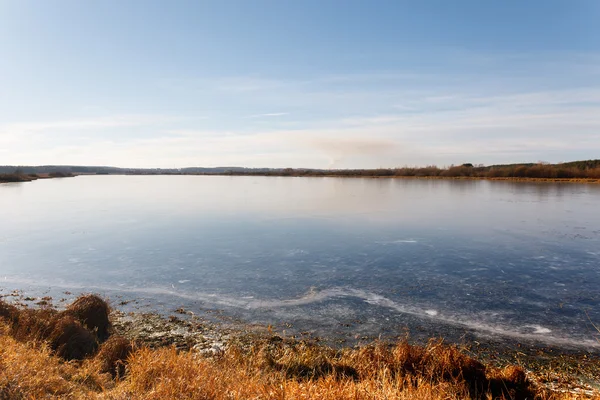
1, 176, 600, 348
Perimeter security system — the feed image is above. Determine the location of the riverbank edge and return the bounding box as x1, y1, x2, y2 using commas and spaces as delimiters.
2, 289, 598, 397
5, 174, 600, 185
368, 175, 600, 183
111, 308, 600, 396
0, 173, 75, 184
250, 175, 600, 184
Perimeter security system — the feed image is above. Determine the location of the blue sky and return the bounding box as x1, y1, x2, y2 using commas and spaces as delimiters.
1, 1, 599, 168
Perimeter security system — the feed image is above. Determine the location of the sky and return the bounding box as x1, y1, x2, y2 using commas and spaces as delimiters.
1, 0, 599, 169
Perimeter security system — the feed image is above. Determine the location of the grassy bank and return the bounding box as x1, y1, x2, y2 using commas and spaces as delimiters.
1, 294, 598, 399
218, 162, 600, 183
0, 172, 74, 184
0, 173, 37, 183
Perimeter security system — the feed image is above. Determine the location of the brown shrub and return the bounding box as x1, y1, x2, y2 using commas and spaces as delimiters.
64, 294, 110, 342
0, 173, 30, 182
441, 165, 475, 177
0, 331, 89, 399
502, 365, 527, 385
0, 300, 19, 324
253, 341, 358, 381
96, 335, 133, 378
487, 365, 533, 400
411, 342, 535, 399
344, 340, 535, 399
10, 308, 59, 342
48, 315, 98, 360
424, 342, 487, 388
1, 295, 108, 360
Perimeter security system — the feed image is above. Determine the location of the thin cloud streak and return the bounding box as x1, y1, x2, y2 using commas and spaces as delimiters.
245, 112, 290, 118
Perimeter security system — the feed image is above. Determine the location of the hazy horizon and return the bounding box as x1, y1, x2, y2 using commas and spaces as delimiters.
1, 1, 599, 168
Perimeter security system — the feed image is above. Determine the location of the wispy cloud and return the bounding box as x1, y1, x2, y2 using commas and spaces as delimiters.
3, 52, 600, 168
246, 112, 289, 118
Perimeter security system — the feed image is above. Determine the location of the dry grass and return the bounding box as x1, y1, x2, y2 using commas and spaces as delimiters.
95, 335, 134, 378
0, 323, 108, 399
2, 294, 110, 361
64, 294, 111, 342
48, 315, 98, 361
10, 307, 60, 342
0, 296, 597, 400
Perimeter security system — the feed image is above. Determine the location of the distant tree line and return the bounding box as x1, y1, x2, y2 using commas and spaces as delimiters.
0, 173, 34, 183
0, 167, 74, 183
2, 160, 600, 181
218, 160, 600, 180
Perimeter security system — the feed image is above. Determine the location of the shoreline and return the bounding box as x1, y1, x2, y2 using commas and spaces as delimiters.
110, 305, 600, 391
0, 173, 74, 184
368, 175, 600, 184
0, 175, 37, 184
113, 311, 600, 396
3, 173, 600, 185
108, 304, 600, 395
96, 172, 600, 184
2, 289, 599, 397
4, 283, 599, 354
246, 174, 600, 184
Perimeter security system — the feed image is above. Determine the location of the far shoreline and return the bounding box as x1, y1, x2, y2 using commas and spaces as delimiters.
3, 173, 600, 185
2, 159, 600, 184
216, 174, 600, 184
0, 172, 74, 184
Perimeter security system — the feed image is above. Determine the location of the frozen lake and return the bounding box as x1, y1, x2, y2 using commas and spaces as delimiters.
1, 175, 600, 348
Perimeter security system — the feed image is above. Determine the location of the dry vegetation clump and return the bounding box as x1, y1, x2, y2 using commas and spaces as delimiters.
243, 340, 532, 399
488, 365, 530, 399
260, 342, 360, 381
0, 294, 112, 361
95, 335, 134, 378
9, 307, 60, 342
48, 315, 99, 361
0, 173, 33, 183
0, 295, 598, 399
0, 322, 108, 399
64, 294, 111, 342
0, 300, 19, 323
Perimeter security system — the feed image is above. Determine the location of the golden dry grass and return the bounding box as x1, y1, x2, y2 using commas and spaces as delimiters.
0, 323, 108, 399
0, 297, 598, 400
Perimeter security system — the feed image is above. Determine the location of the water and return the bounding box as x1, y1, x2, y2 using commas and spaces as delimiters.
1, 175, 600, 348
